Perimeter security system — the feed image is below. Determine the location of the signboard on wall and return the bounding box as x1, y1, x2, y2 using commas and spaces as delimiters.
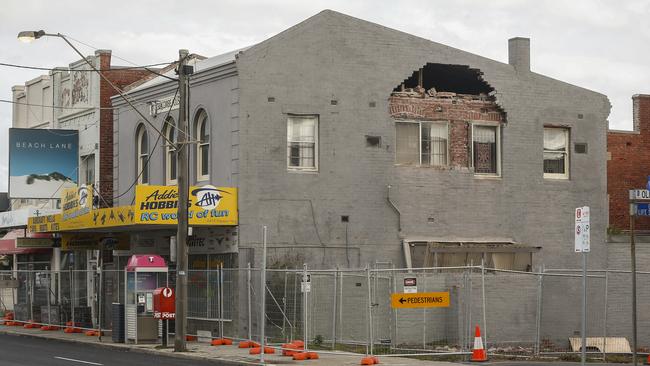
134, 185, 238, 226
9, 128, 79, 199
61, 185, 93, 220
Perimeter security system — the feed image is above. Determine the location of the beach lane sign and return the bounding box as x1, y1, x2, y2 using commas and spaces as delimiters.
390, 292, 450, 309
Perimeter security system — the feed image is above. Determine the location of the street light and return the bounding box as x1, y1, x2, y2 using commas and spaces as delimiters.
17, 30, 47, 42
19, 29, 190, 352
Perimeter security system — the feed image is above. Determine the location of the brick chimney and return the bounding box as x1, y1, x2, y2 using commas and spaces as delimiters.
508, 37, 530, 72
632, 94, 650, 133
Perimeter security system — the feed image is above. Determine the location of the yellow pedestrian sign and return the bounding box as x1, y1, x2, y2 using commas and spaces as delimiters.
390, 292, 450, 308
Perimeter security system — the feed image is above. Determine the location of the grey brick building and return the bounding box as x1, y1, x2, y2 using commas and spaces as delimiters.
113, 10, 616, 345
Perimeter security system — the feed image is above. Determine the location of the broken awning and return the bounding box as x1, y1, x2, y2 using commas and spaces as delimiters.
0, 229, 53, 255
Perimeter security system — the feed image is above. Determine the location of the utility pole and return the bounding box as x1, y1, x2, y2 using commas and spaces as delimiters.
174, 49, 190, 352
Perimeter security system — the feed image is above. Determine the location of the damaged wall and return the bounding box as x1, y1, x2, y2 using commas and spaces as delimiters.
235, 10, 610, 272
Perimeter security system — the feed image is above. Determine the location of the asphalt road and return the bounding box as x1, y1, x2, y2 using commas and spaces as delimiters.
0, 333, 229, 366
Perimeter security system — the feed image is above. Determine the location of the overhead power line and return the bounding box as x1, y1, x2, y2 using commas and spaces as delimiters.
0, 61, 173, 72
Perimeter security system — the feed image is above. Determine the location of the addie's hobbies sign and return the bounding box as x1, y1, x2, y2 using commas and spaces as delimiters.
9, 128, 79, 199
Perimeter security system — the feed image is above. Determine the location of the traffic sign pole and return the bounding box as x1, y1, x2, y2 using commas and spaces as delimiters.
630, 197, 638, 366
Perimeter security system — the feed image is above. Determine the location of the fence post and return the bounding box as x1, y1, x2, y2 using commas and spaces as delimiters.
98, 261, 103, 341
332, 267, 338, 349
303, 263, 308, 350
292, 269, 298, 342
603, 268, 608, 361
366, 265, 373, 356
282, 270, 288, 341
220, 263, 225, 339
260, 226, 268, 363
247, 262, 252, 341
70, 267, 75, 329
534, 265, 544, 356
46, 267, 51, 326
481, 258, 487, 350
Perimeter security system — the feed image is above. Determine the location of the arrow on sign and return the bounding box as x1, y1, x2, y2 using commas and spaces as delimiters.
399, 297, 406, 304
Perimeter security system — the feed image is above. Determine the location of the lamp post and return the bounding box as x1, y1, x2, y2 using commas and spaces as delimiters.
17, 30, 175, 148
18, 30, 188, 350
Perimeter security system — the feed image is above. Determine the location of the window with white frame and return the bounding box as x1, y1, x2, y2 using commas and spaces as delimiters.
395, 121, 448, 166
164, 117, 177, 184
287, 115, 318, 171
543, 127, 569, 179
472, 124, 500, 175
136, 125, 149, 184
81, 154, 95, 185
195, 110, 210, 181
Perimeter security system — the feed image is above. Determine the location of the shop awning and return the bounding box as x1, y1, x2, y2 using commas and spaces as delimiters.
0, 229, 52, 255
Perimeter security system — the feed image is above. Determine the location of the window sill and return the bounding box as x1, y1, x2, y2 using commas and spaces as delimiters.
473, 174, 502, 180
288, 168, 319, 174
544, 176, 570, 181
196, 176, 210, 182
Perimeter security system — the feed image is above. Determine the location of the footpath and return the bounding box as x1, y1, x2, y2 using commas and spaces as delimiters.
0, 324, 465, 366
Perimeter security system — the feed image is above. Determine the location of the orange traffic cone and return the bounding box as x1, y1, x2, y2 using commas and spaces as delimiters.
471, 324, 488, 362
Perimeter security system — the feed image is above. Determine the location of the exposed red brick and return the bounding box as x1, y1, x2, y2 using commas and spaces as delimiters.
96, 52, 152, 207
607, 95, 650, 231
389, 93, 504, 168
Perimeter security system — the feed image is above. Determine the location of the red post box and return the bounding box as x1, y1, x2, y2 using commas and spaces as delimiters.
153, 287, 175, 319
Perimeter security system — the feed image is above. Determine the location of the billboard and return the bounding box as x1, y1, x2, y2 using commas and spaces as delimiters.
134, 185, 238, 226
9, 128, 79, 199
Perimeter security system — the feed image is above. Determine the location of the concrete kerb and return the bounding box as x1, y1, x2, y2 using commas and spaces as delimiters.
0, 325, 469, 366
0, 326, 258, 366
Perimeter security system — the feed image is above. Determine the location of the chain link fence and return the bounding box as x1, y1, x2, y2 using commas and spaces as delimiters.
1, 265, 649, 360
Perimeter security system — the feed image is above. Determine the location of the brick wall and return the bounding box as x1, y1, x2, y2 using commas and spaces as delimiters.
389, 93, 504, 168
607, 94, 650, 230
97, 51, 151, 207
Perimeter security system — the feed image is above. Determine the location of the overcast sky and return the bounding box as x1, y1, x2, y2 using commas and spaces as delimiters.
1, 0, 648, 192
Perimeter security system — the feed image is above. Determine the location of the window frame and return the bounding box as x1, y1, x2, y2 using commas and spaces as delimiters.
471, 122, 501, 177
286, 115, 319, 172
394, 120, 449, 167
543, 127, 570, 180
195, 110, 210, 182
136, 125, 149, 185
164, 117, 178, 185
82, 153, 95, 185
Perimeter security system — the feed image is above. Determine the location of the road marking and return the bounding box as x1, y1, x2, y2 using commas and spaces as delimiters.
54, 356, 103, 365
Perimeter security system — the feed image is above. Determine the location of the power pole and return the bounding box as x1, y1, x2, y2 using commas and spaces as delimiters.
174, 49, 190, 352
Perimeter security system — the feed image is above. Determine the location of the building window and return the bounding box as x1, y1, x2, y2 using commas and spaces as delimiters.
544, 127, 569, 179
287, 115, 318, 171
81, 154, 95, 185
164, 117, 177, 185
472, 124, 500, 175
195, 110, 209, 181
136, 125, 149, 184
395, 121, 448, 166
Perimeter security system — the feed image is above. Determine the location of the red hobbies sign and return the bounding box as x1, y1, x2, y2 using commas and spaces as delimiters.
153, 287, 175, 319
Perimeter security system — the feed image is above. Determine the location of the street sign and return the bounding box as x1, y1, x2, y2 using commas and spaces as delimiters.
575, 206, 590, 253
390, 292, 450, 309
300, 274, 311, 293
637, 203, 650, 216
630, 189, 650, 200
403, 277, 417, 293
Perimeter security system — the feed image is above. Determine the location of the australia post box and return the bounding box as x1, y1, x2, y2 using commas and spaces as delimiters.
153, 287, 175, 319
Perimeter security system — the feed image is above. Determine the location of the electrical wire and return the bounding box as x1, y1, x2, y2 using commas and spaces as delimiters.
63, 34, 178, 82
0, 61, 172, 72
113, 87, 180, 202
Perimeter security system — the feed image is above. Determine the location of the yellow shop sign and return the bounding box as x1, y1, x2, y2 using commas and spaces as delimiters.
61, 185, 93, 220
134, 185, 238, 226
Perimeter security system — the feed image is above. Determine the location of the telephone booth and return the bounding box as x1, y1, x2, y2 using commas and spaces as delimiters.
124, 255, 167, 344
